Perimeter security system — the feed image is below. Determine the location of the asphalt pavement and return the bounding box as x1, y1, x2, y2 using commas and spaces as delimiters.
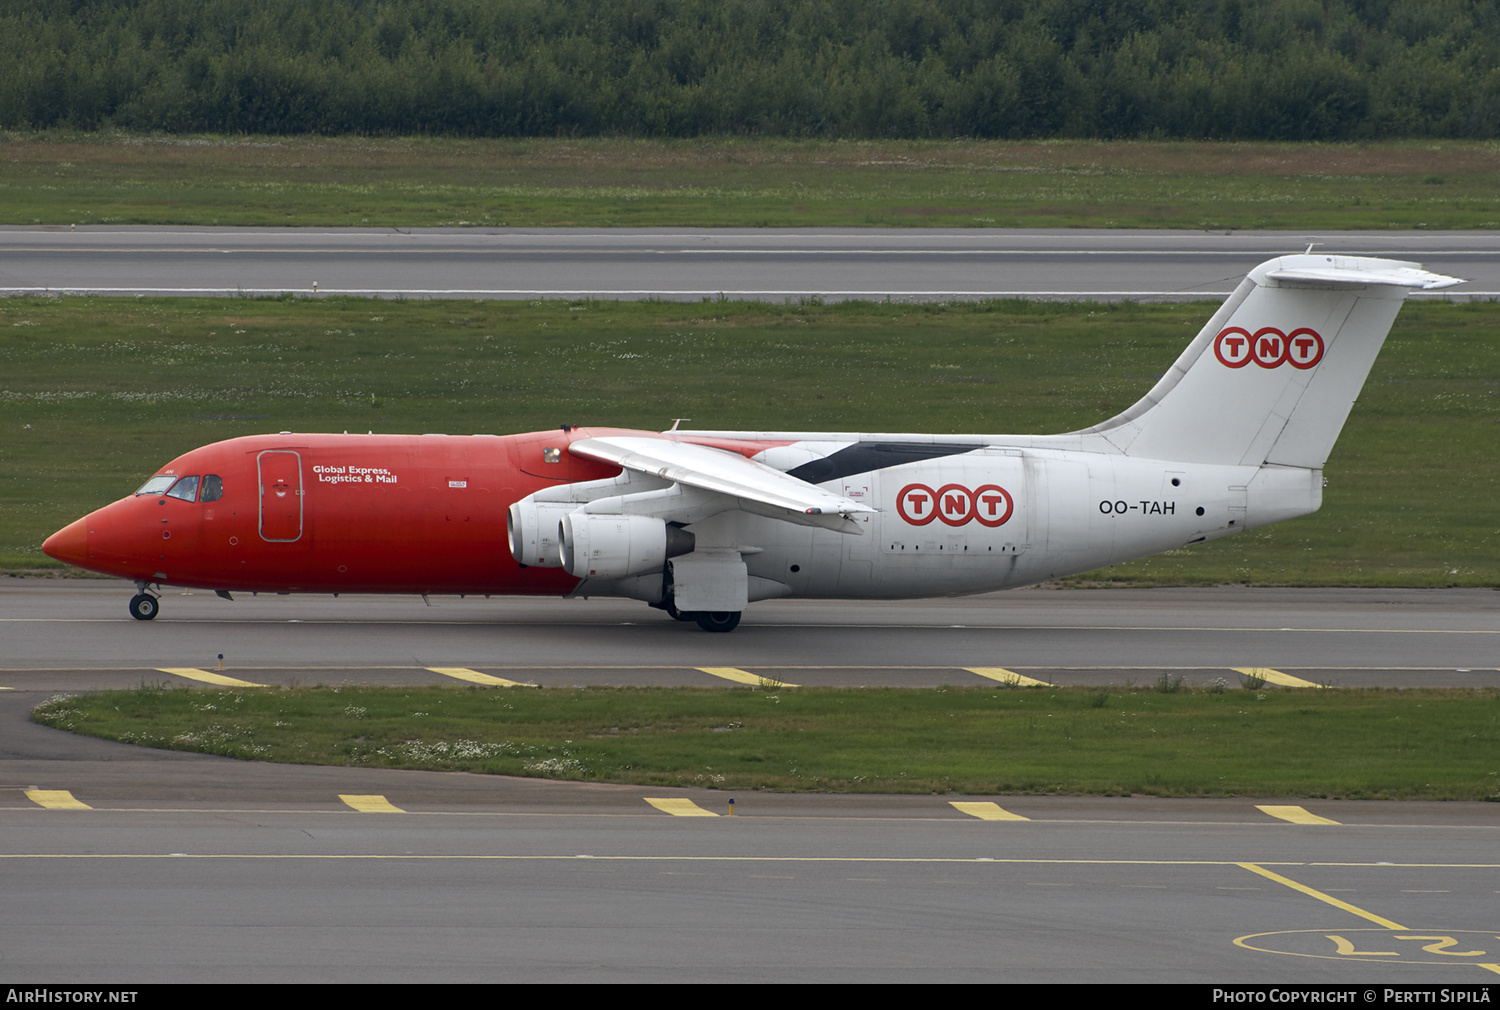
3, 226, 1497, 300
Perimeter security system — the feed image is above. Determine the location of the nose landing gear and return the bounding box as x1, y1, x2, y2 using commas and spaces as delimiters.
128, 581, 160, 621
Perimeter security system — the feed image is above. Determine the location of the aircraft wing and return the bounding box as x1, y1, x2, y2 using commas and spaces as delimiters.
568, 435, 875, 529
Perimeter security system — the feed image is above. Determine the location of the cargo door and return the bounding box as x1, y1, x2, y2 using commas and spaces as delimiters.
258, 450, 304, 542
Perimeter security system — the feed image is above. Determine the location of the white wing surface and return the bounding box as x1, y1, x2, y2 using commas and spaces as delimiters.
568, 435, 874, 526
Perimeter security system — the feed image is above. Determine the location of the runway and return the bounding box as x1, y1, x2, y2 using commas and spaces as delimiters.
2, 226, 1498, 301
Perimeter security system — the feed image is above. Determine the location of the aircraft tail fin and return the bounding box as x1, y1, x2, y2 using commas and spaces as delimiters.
1083, 255, 1459, 468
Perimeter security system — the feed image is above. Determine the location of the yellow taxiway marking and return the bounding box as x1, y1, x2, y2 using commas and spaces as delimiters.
1233, 667, 1321, 689
696, 667, 798, 688
964, 667, 1049, 687
1258, 805, 1341, 826
25, 790, 91, 810
644, 798, 719, 817
426, 667, 529, 687
950, 801, 1030, 821
156, 667, 266, 688
1238, 863, 1404, 929
339, 794, 405, 813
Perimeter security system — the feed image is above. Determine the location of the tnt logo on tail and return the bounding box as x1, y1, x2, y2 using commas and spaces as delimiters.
1214, 326, 1324, 370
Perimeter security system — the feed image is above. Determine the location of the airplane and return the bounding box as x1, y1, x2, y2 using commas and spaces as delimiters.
42, 254, 1460, 632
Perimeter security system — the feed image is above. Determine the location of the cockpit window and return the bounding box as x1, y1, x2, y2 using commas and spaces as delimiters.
165, 476, 201, 502
135, 473, 222, 502
135, 475, 177, 496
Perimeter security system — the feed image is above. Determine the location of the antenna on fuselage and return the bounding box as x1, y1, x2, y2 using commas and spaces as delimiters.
668, 418, 690, 432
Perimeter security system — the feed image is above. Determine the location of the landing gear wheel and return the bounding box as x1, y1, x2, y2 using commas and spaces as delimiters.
693, 611, 741, 633
664, 597, 692, 622
128, 593, 159, 621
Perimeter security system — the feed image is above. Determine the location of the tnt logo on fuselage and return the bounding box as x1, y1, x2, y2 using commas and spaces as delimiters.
896, 483, 1014, 527
1214, 326, 1324, 369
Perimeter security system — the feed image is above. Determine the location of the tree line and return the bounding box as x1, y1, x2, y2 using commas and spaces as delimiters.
4, 0, 1499, 140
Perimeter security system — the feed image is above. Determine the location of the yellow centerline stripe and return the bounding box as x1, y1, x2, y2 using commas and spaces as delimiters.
156, 667, 266, 688
1257, 805, 1341, 825
25, 790, 91, 810
1238, 862, 1405, 929
964, 667, 1049, 687
950, 801, 1030, 821
644, 798, 719, 817
426, 667, 530, 687
339, 794, 406, 813
1234, 667, 1322, 689
696, 667, 798, 688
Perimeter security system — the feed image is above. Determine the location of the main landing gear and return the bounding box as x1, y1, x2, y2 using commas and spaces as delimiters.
691, 611, 741, 633
655, 595, 743, 633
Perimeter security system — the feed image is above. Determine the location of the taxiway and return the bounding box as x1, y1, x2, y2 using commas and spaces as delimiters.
3, 226, 1499, 300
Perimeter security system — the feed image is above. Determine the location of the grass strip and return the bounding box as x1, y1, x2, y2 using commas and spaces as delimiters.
31, 683, 1500, 800
3, 295, 1496, 585
6, 134, 1500, 230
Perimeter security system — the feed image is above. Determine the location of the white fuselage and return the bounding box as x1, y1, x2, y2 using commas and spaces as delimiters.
647, 441, 1317, 601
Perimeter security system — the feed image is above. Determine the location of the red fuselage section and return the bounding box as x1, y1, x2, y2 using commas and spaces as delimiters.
43, 428, 779, 596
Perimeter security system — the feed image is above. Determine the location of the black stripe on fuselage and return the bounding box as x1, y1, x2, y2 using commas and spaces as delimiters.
786, 441, 983, 484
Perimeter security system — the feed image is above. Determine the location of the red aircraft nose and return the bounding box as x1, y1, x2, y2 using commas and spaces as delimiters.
43, 517, 89, 567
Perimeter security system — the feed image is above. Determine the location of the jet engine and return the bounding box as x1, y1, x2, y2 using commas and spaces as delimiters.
506, 499, 576, 567
558, 513, 693, 580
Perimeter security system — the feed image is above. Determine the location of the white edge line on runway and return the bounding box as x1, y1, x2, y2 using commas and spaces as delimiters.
2, 853, 1498, 866
0, 286, 1236, 298
9, 239, 1500, 257
5, 286, 1484, 300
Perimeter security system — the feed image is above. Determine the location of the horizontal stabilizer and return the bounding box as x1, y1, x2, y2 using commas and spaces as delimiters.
1265, 259, 1461, 289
